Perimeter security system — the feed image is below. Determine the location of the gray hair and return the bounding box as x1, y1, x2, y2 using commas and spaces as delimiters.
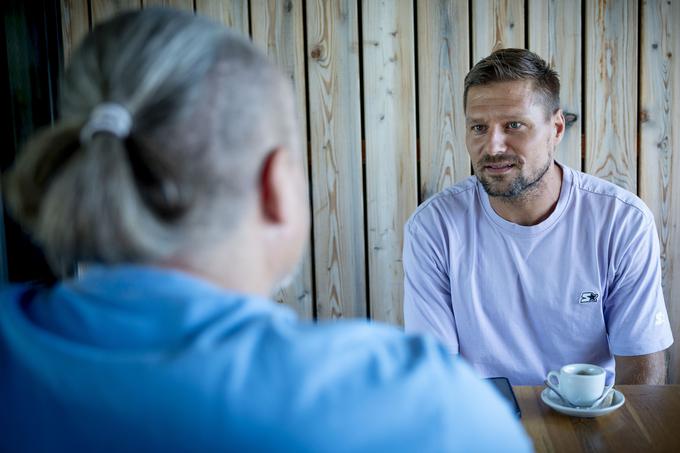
4, 8, 298, 274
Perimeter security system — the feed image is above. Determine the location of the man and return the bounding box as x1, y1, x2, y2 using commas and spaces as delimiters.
403, 48, 673, 386
0, 9, 530, 452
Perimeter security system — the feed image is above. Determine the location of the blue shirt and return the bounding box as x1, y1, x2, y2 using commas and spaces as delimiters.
1, 265, 531, 452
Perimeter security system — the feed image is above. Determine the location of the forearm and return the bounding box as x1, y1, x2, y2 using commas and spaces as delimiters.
615, 351, 667, 384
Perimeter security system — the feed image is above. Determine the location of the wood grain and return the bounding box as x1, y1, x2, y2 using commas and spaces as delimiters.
306, 0, 366, 320
362, 0, 417, 325
195, 0, 249, 34
471, 0, 524, 63
250, 0, 314, 320
91, 0, 141, 25
61, 0, 90, 64
516, 385, 680, 452
142, 0, 193, 10
584, 0, 638, 192
528, 0, 582, 171
416, 0, 470, 201
639, 0, 680, 384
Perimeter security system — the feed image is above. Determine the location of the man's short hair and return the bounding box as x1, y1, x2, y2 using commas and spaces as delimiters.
463, 48, 560, 117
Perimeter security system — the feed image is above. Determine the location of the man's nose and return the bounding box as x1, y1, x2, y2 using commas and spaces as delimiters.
485, 127, 507, 156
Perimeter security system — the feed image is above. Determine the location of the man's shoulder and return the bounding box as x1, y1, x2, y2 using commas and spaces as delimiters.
407, 176, 479, 232
569, 167, 654, 224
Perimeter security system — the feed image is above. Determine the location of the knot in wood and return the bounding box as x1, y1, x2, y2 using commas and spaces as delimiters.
310, 46, 323, 60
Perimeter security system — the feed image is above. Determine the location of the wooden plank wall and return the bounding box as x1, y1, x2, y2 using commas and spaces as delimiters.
60, 0, 680, 383
362, 1, 417, 324
639, 0, 680, 384
417, 1, 470, 200
307, 0, 366, 320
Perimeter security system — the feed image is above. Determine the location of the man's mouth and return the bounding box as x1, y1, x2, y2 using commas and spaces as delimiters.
483, 162, 516, 174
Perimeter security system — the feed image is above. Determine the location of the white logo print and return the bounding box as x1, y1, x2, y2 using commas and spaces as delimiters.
579, 291, 599, 304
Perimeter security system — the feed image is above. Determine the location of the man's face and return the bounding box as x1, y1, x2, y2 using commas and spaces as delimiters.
465, 80, 563, 199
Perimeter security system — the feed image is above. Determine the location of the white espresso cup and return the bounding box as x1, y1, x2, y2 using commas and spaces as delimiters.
546, 363, 606, 406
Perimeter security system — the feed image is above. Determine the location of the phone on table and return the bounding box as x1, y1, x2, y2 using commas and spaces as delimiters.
485, 377, 522, 418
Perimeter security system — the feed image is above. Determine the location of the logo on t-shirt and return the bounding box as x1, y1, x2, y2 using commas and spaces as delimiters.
579, 291, 599, 304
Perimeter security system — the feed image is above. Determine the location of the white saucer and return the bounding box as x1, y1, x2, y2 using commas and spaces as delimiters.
540, 388, 625, 418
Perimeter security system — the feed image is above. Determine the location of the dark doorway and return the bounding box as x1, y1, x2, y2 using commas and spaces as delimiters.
3, 0, 62, 284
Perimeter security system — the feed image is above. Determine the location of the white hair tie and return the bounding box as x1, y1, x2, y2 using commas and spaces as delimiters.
80, 103, 132, 144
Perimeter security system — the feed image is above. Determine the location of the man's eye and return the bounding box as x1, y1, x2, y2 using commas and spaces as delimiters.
471, 125, 486, 133
507, 121, 522, 130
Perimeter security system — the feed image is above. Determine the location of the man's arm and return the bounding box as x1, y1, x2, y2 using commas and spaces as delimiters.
402, 218, 459, 354
615, 351, 666, 384
605, 212, 673, 378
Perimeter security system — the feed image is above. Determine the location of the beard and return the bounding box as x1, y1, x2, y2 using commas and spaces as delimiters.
475, 153, 552, 200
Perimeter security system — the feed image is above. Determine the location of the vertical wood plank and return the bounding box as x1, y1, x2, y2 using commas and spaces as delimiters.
250, 0, 314, 320
306, 1, 366, 320
195, 0, 249, 34
417, 0, 470, 201
142, 0, 193, 10
528, 0, 582, 171
584, 0, 638, 191
639, 0, 680, 384
362, 0, 417, 325
91, 1, 141, 25
472, 0, 524, 63
61, 0, 90, 64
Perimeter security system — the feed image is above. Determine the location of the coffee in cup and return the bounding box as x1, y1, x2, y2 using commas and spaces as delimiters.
546, 363, 606, 406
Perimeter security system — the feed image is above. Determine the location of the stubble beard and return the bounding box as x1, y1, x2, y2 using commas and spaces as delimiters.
477, 153, 553, 201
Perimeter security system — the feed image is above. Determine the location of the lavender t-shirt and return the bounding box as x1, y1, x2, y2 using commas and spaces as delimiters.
403, 164, 674, 385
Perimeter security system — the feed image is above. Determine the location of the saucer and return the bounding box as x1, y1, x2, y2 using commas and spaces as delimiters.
540, 388, 625, 418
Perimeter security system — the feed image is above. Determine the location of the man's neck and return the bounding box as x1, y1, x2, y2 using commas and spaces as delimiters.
488, 163, 563, 226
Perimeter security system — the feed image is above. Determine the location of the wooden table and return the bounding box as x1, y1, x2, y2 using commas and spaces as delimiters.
515, 385, 680, 453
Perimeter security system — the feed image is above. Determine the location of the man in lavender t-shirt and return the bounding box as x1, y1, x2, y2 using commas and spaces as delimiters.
403, 48, 673, 385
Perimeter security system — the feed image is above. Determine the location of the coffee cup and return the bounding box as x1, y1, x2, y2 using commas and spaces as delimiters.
546, 363, 606, 407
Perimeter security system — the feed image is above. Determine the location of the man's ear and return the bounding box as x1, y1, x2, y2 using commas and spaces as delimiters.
259, 147, 290, 224
553, 109, 566, 144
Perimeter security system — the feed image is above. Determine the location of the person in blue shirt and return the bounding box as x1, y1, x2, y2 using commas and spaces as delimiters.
0, 7, 531, 452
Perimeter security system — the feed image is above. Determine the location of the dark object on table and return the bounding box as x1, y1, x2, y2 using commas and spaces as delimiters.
486, 377, 522, 418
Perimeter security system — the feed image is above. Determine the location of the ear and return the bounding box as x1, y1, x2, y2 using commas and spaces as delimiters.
257, 146, 310, 284
259, 147, 292, 225
553, 109, 566, 145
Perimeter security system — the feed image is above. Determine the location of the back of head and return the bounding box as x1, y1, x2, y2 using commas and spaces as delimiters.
4, 8, 297, 274
464, 48, 560, 117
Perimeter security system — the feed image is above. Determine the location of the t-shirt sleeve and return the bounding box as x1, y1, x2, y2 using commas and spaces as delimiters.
604, 215, 674, 356
402, 216, 459, 354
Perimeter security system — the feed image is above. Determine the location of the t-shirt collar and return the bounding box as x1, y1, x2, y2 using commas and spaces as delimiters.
477, 161, 574, 236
